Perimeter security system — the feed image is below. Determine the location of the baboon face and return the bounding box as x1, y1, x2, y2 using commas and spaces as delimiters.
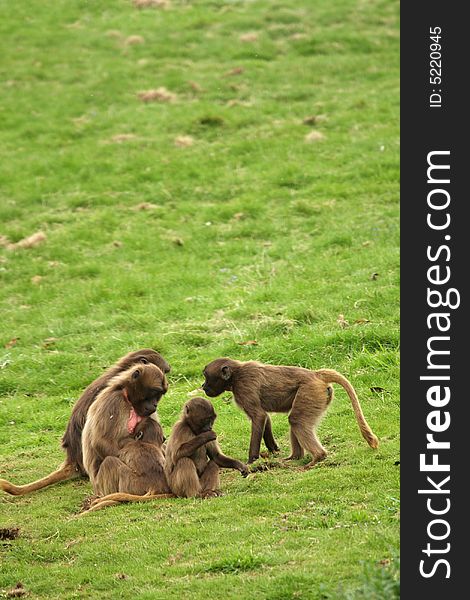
201, 360, 232, 397
185, 397, 217, 434
128, 364, 168, 417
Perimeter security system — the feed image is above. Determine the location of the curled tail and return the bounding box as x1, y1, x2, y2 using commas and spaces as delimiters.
315, 369, 379, 449
0, 461, 78, 496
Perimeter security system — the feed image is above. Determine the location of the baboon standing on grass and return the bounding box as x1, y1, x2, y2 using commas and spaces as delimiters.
202, 358, 379, 468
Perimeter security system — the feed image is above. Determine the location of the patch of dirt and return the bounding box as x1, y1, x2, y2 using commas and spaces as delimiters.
239, 32, 258, 42
133, 0, 170, 8
137, 87, 177, 102
223, 67, 244, 77
110, 133, 139, 143
188, 81, 202, 92
174, 135, 194, 147
0, 528, 20, 541
4, 231, 46, 250
132, 202, 160, 211
80, 495, 99, 513
6, 582, 26, 598
125, 35, 145, 46
249, 460, 284, 473
305, 130, 325, 143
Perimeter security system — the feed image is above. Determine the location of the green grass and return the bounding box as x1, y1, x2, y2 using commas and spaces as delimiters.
0, 0, 399, 598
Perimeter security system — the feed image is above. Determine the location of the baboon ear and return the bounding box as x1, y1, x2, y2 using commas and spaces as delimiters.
132, 368, 141, 380
221, 365, 231, 380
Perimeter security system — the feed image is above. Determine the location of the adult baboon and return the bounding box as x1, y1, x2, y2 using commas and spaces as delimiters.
164, 397, 249, 498
202, 358, 379, 467
82, 362, 168, 485
0, 349, 170, 496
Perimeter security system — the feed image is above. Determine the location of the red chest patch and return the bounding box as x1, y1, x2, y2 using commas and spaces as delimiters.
127, 408, 143, 435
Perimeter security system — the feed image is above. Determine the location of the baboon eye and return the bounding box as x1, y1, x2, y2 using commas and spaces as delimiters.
140, 357, 149, 365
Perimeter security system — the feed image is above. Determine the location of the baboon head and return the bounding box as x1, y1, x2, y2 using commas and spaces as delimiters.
202, 358, 235, 397
122, 348, 171, 374
183, 397, 217, 434
123, 363, 168, 417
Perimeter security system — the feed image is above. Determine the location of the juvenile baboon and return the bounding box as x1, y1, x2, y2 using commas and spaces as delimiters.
164, 397, 249, 498
0, 349, 170, 496
82, 418, 175, 514
82, 362, 168, 487
202, 358, 379, 467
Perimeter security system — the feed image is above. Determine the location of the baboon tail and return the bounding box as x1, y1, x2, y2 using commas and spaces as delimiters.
315, 369, 379, 449
95, 491, 175, 504
0, 461, 78, 496
82, 491, 176, 514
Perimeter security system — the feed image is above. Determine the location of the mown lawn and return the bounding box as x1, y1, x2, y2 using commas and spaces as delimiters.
0, 0, 399, 598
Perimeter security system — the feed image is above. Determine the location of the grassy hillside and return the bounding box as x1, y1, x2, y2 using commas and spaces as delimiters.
0, 0, 399, 598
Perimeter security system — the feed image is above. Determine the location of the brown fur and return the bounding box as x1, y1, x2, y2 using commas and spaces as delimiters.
82, 416, 175, 514
202, 358, 379, 468
0, 349, 170, 496
82, 362, 168, 490
164, 397, 249, 498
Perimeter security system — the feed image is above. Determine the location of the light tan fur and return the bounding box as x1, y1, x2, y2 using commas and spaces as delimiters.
0, 349, 170, 496
82, 363, 168, 491
0, 462, 77, 496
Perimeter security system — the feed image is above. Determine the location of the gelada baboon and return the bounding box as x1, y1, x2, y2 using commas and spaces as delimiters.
82, 362, 168, 488
202, 358, 379, 467
82, 418, 175, 514
164, 397, 249, 498
0, 349, 170, 496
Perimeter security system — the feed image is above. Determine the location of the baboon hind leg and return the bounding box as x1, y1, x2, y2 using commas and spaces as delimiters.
199, 460, 220, 497
286, 429, 304, 461
288, 385, 328, 468
168, 458, 201, 498
94, 456, 130, 496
